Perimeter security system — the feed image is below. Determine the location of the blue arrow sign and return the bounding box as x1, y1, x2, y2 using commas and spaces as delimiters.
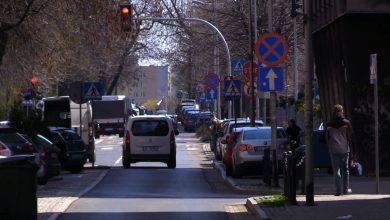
258, 67, 284, 92
83, 82, 103, 100
232, 58, 245, 76
206, 88, 218, 100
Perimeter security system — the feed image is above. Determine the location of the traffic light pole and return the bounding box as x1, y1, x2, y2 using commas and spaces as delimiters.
132, 17, 232, 118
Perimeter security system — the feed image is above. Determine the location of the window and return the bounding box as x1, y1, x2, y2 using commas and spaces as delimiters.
243, 130, 271, 140
131, 120, 169, 136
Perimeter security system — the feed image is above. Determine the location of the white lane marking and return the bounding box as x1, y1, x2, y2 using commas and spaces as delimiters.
187, 148, 198, 151
95, 139, 104, 145
115, 156, 122, 164
101, 147, 113, 150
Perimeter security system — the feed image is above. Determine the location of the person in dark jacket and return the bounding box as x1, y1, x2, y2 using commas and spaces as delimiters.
325, 104, 353, 196
286, 119, 301, 150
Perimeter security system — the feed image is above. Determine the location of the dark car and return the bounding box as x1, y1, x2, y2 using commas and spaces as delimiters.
23, 134, 62, 180
0, 126, 48, 184
48, 127, 87, 173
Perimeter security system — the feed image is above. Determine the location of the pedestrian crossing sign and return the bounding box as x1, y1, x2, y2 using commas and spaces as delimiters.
224, 79, 240, 100
83, 82, 103, 100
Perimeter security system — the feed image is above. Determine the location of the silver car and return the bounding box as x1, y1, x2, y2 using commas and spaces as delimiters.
231, 126, 290, 178
122, 115, 179, 168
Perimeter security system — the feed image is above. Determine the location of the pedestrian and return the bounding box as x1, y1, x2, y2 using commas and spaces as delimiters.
325, 104, 354, 196
286, 119, 301, 150
209, 114, 219, 156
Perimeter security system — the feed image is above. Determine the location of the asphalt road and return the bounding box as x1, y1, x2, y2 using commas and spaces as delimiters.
58, 130, 247, 220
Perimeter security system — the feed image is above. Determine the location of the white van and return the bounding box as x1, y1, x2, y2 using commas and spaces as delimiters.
122, 115, 179, 168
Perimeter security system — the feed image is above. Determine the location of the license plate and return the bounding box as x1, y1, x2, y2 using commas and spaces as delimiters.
105, 128, 113, 131
254, 146, 269, 152
142, 146, 159, 151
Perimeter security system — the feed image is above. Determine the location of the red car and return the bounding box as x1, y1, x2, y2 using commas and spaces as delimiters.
223, 129, 243, 176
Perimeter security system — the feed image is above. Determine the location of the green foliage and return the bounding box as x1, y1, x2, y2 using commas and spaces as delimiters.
9, 104, 50, 141
294, 100, 322, 120
142, 98, 159, 111
195, 124, 211, 142
257, 193, 287, 207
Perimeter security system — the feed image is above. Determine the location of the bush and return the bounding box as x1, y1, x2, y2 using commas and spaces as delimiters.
195, 124, 211, 142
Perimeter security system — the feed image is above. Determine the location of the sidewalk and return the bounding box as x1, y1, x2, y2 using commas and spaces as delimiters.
202, 143, 390, 220
37, 168, 109, 220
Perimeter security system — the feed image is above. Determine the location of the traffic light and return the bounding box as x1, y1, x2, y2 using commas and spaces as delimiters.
120, 2, 132, 32
224, 76, 233, 81
291, 0, 301, 18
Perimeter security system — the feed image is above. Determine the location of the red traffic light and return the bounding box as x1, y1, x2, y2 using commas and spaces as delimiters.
31, 76, 39, 84
121, 7, 130, 14
224, 76, 233, 81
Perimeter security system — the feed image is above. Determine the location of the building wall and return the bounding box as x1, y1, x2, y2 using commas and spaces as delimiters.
130, 65, 169, 106
312, 0, 390, 173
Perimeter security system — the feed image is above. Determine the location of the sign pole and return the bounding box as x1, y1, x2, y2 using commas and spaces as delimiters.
370, 53, 379, 194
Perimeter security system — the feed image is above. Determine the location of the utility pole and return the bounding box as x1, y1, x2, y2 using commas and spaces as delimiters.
249, 0, 255, 126
304, 0, 315, 205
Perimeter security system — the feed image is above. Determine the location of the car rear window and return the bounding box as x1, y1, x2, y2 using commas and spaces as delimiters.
59, 131, 81, 141
243, 130, 271, 140
0, 132, 27, 144
229, 123, 262, 133
131, 120, 169, 136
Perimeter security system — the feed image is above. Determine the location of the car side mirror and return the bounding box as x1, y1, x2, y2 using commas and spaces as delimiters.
221, 139, 227, 144
174, 129, 179, 136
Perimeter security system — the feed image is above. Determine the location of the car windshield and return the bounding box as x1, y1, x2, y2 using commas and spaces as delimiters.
0, 131, 27, 144
60, 131, 81, 141
131, 120, 169, 136
243, 130, 271, 140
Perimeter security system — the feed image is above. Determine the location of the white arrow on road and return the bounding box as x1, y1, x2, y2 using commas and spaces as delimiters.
266, 68, 278, 90
210, 89, 215, 99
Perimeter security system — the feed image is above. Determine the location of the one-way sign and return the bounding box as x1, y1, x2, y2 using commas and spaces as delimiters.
224, 79, 241, 100
258, 67, 284, 92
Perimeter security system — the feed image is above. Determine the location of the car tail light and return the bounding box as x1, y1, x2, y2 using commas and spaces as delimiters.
238, 144, 253, 152
118, 127, 123, 131
0, 145, 12, 157
125, 131, 130, 151
170, 131, 175, 144
279, 142, 290, 150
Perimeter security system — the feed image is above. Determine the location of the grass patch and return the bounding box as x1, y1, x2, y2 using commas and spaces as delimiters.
257, 193, 287, 207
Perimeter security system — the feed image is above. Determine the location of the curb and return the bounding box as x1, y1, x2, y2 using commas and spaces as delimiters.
46, 169, 110, 220
245, 197, 270, 220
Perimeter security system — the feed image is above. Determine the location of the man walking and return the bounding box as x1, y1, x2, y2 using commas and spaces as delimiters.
325, 104, 353, 196
209, 114, 219, 156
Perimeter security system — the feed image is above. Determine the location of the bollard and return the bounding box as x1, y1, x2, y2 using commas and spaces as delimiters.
289, 151, 297, 205
272, 149, 279, 187
283, 151, 297, 205
263, 148, 271, 186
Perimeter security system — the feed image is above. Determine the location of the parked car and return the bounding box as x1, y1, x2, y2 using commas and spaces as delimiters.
23, 134, 62, 181
122, 115, 179, 168
47, 127, 87, 173
230, 126, 290, 178
183, 111, 200, 132
0, 126, 46, 184
216, 119, 264, 161
222, 127, 244, 176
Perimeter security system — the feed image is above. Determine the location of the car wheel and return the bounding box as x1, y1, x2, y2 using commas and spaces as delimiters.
95, 133, 100, 139
37, 175, 49, 185
119, 132, 124, 138
232, 157, 242, 178
168, 155, 176, 168
122, 154, 130, 169
69, 165, 83, 173
216, 147, 222, 161
226, 164, 233, 176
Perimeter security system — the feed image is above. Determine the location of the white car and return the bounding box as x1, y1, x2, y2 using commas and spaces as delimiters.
122, 115, 179, 168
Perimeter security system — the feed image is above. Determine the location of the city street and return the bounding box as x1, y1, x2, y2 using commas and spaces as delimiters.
56, 131, 249, 220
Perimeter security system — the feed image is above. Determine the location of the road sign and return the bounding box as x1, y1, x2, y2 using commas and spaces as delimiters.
243, 81, 257, 97
255, 32, 288, 67
206, 88, 218, 100
224, 79, 241, 100
243, 61, 258, 80
204, 73, 219, 89
258, 67, 284, 92
232, 58, 245, 76
83, 82, 103, 100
